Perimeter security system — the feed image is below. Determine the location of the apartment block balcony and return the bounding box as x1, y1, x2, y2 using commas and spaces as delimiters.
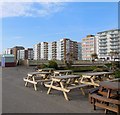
99, 47, 107, 50
99, 40, 107, 43
99, 52, 107, 54
109, 32, 118, 35
110, 35, 119, 38
99, 33, 106, 36
110, 43, 119, 46
110, 47, 119, 50
99, 36, 107, 40
99, 44, 107, 47
110, 39, 119, 42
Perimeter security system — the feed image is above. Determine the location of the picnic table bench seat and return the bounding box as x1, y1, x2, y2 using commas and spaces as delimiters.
44, 81, 88, 93
23, 77, 51, 85
90, 93, 120, 113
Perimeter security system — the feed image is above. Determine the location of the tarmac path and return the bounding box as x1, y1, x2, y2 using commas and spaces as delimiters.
2, 66, 103, 113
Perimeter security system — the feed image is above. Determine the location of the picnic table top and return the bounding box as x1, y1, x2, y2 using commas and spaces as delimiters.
80, 72, 113, 76
99, 81, 120, 90
38, 68, 55, 70
54, 70, 73, 73
54, 75, 80, 79
28, 71, 51, 76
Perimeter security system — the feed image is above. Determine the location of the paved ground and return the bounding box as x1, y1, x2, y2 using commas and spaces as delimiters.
2, 66, 104, 113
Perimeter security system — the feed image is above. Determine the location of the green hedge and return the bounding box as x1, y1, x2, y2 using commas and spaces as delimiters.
70, 66, 97, 72
48, 60, 58, 69
114, 70, 120, 78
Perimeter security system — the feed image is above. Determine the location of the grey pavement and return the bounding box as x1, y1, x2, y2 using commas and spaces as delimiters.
2, 66, 104, 113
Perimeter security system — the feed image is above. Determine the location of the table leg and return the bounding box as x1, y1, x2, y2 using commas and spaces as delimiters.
25, 75, 29, 87
47, 80, 54, 94
60, 82, 69, 101
105, 89, 111, 113
80, 77, 84, 83
80, 87, 85, 95
90, 78, 96, 88
32, 76, 37, 91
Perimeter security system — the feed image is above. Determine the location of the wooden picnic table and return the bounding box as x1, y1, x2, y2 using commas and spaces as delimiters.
80, 72, 114, 87
53, 70, 73, 76
37, 68, 55, 73
23, 71, 51, 91
89, 81, 120, 113
98, 81, 120, 113
44, 75, 88, 101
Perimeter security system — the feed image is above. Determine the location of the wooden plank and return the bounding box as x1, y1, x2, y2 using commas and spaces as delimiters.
98, 91, 117, 98
108, 78, 120, 82
91, 94, 120, 105
45, 81, 70, 93
49, 85, 70, 92
36, 79, 51, 83
80, 81, 99, 86
67, 84, 88, 90
82, 75, 91, 78
52, 78, 61, 82
23, 78, 37, 85
60, 82, 69, 101
95, 103, 118, 113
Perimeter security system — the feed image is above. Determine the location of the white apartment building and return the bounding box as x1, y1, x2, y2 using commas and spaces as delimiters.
17, 50, 25, 60
59, 38, 78, 61
17, 48, 33, 60
33, 38, 78, 61
48, 42, 52, 60
5, 48, 13, 54
41, 42, 48, 60
27, 48, 34, 60
34, 42, 48, 60
97, 29, 120, 61
82, 35, 96, 60
57, 40, 62, 60
33, 43, 41, 60
77, 42, 82, 60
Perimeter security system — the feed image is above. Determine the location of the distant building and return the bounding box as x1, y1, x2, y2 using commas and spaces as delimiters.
33, 43, 41, 60
82, 35, 96, 60
96, 29, 120, 61
1, 54, 16, 67
33, 38, 78, 61
48, 42, 52, 60
17, 48, 33, 60
58, 38, 78, 61
5, 48, 13, 54
34, 42, 48, 60
41, 42, 48, 60
12, 46, 25, 60
27, 48, 34, 60
56, 40, 62, 60
48, 41, 57, 60
77, 42, 82, 60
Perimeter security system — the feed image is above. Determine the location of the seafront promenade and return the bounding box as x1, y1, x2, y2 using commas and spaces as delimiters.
2, 66, 103, 113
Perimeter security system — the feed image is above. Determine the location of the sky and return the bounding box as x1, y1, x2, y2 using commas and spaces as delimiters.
1, 2, 118, 53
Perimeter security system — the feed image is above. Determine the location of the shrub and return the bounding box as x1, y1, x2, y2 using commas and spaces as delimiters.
114, 70, 120, 78
105, 63, 112, 68
71, 66, 97, 72
48, 60, 58, 69
93, 68, 103, 72
37, 63, 48, 69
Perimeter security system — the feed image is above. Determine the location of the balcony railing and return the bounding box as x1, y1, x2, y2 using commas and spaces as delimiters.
110, 39, 119, 42
99, 52, 107, 54
99, 37, 107, 40
110, 43, 119, 46
110, 47, 119, 50
99, 47, 107, 50
99, 40, 107, 43
99, 44, 107, 47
